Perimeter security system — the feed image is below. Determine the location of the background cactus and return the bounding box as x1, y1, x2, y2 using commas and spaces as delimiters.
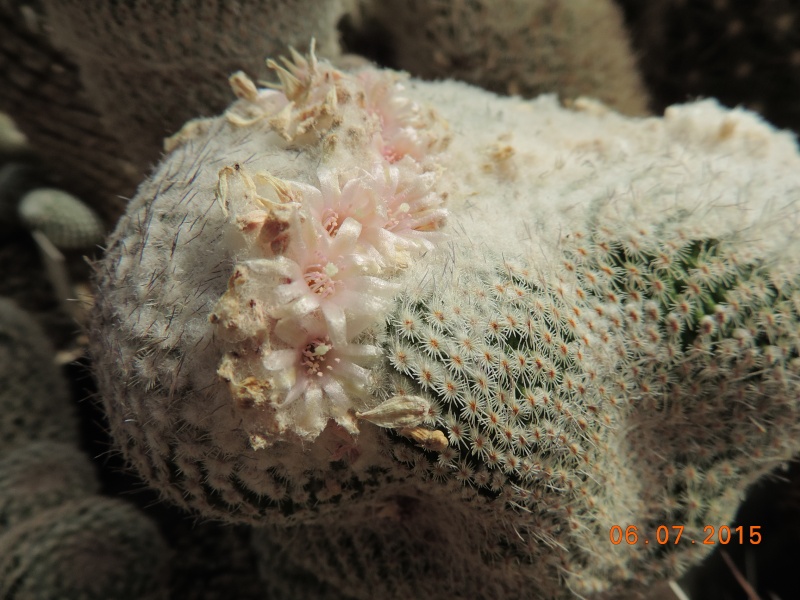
18, 187, 105, 250
619, 0, 800, 133
0, 297, 78, 454
0, 0, 351, 224
0, 112, 28, 160
0, 440, 98, 532
350, 0, 648, 115
89, 47, 800, 598
0, 495, 171, 600
0, 0, 140, 225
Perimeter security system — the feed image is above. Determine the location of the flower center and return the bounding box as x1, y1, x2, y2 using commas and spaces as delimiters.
301, 339, 332, 377
382, 146, 403, 164
303, 262, 339, 298
386, 201, 411, 231
322, 208, 340, 236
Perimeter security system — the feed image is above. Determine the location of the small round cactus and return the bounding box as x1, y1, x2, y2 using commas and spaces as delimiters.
0, 162, 43, 233
90, 46, 800, 598
0, 297, 78, 455
0, 440, 99, 533
0, 496, 171, 600
18, 187, 105, 249
0, 112, 28, 159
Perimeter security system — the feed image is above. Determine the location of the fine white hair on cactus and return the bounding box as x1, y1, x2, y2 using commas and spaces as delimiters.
90, 40, 800, 599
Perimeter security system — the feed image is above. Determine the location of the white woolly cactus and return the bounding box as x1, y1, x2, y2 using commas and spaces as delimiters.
205, 46, 450, 442
91, 45, 800, 597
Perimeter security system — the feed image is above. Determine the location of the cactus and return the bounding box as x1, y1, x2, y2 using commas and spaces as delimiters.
0, 495, 171, 600
0, 297, 78, 455
0, 440, 99, 533
619, 0, 800, 132
18, 187, 105, 249
352, 0, 648, 115
0, 0, 351, 223
91, 49, 451, 523
0, 112, 29, 160
371, 221, 800, 594
90, 48, 800, 598
0, 162, 43, 233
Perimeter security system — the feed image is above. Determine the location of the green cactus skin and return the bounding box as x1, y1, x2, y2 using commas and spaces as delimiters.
0, 297, 78, 456
18, 187, 105, 250
0, 441, 99, 533
0, 496, 171, 600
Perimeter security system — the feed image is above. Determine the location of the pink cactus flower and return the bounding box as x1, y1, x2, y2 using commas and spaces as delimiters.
368, 161, 448, 253
299, 165, 447, 264
262, 319, 381, 409
265, 207, 397, 346
358, 69, 432, 163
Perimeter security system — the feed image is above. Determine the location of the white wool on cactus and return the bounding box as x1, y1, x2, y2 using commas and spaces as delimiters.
91, 46, 800, 598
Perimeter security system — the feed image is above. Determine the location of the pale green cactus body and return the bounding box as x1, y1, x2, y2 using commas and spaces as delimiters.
0, 112, 27, 158
90, 48, 800, 598
18, 187, 105, 249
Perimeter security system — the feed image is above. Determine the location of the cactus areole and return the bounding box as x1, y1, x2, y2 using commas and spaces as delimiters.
91, 47, 800, 597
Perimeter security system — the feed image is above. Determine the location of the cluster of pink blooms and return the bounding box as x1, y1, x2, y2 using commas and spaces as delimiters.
235, 56, 449, 417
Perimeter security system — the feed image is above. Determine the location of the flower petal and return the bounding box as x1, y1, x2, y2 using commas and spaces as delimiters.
322, 378, 348, 407
332, 217, 362, 249
321, 303, 348, 346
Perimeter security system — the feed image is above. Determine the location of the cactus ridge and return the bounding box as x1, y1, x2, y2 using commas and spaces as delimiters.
0, 441, 99, 533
